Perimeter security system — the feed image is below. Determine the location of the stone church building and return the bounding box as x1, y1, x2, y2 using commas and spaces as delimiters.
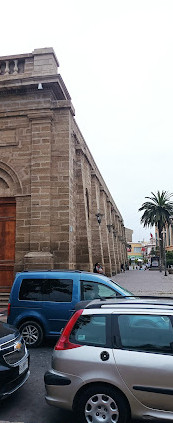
0, 48, 127, 288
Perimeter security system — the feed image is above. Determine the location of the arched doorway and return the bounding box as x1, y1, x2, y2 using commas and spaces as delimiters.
0, 197, 16, 288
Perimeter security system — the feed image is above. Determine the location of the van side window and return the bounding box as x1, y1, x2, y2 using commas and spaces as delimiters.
49, 279, 73, 302
19, 279, 43, 301
19, 278, 73, 302
81, 281, 117, 301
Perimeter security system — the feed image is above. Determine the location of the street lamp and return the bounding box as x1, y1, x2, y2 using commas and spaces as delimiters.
95, 213, 104, 225
161, 230, 167, 276
164, 244, 167, 276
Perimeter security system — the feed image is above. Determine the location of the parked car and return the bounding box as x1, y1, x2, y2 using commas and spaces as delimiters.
7, 270, 133, 347
0, 320, 30, 399
45, 297, 173, 423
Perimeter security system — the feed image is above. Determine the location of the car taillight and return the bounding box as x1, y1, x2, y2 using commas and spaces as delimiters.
55, 309, 83, 351
7, 303, 11, 317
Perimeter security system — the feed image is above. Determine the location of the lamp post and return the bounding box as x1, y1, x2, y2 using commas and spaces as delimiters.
164, 242, 167, 276
161, 229, 167, 276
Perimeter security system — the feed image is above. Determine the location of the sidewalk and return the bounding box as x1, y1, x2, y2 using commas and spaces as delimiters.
112, 268, 173, 296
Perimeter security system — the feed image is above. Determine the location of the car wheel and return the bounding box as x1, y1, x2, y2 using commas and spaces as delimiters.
19, 320, 43, 347
76, 384, 129, 423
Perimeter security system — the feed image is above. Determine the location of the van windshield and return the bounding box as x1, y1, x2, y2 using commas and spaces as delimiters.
109, 280, 134, 297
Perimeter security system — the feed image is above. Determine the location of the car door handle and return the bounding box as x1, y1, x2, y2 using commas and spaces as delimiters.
100, 351, 109, 361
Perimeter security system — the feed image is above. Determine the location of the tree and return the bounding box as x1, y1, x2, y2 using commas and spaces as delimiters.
139, 191, 173, 271
149, 246, 160, 257
150, 247, 156, 256
166, 251, 173, 267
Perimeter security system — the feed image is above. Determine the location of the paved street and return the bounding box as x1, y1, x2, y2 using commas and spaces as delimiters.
0, 269, 173, 423
112, 267, 173, 296
0, 342, 74, 423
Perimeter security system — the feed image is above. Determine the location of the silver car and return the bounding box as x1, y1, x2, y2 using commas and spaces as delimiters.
44, 298, 173, 422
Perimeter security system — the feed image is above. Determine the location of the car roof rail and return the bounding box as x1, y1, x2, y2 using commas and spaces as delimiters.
21, 269, 83, 273
84, 296, 173, 309
19, 269, 100, 274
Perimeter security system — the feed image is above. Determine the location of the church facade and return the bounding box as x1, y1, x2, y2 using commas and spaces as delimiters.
0, 48, 127, 287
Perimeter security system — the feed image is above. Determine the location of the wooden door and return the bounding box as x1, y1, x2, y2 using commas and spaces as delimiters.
0, 198, 16, 288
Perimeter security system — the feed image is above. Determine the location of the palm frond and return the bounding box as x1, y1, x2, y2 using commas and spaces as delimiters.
139, 190, 173, 230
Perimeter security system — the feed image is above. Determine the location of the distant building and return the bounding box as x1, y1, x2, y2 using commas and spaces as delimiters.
155, 223, 173, 252
127, 236, 156, 263
127, 242, 143, 262
143, 236, 156, 257
125, 227, 133, 243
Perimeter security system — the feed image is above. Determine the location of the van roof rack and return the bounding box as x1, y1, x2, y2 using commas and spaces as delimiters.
21, 269, 91, 273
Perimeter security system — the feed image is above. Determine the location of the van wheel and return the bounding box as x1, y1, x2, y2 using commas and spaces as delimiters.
76, 384, 128, 423
19, 321, 43, 347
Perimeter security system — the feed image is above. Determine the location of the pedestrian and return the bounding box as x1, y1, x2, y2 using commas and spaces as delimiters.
93, 262, 104, 274
121, 263, 125, 272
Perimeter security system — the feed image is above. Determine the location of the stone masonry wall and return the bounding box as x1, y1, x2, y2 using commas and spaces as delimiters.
0, 48, 127, 282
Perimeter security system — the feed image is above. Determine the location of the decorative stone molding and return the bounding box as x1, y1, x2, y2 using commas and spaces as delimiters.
0, 162, 22, 195
28, 111, 54, 122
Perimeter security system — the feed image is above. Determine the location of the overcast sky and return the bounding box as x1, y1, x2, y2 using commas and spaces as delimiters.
2, 0, 173, 242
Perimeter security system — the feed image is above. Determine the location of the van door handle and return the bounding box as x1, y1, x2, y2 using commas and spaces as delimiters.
100, 351, 109, 361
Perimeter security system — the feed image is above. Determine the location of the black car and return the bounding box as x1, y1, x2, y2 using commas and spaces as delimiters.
0, 320, 30, 399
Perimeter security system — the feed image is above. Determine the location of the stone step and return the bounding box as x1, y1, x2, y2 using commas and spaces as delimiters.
0, 286, 11, 292
0, 302, 8, 307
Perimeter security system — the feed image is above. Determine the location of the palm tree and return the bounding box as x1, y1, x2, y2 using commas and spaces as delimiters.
139, 191, 173, 271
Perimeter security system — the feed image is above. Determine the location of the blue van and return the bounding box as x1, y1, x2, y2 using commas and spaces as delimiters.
7, 270, 132, 347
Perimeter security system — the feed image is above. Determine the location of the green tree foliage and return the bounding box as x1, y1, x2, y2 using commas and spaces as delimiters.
149, 246, 160, 257
139, 191, 173, 271
150, 247, 156, 256
166, 251, 173, 267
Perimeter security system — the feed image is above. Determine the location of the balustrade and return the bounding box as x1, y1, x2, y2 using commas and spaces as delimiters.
0, 59, 25, 75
